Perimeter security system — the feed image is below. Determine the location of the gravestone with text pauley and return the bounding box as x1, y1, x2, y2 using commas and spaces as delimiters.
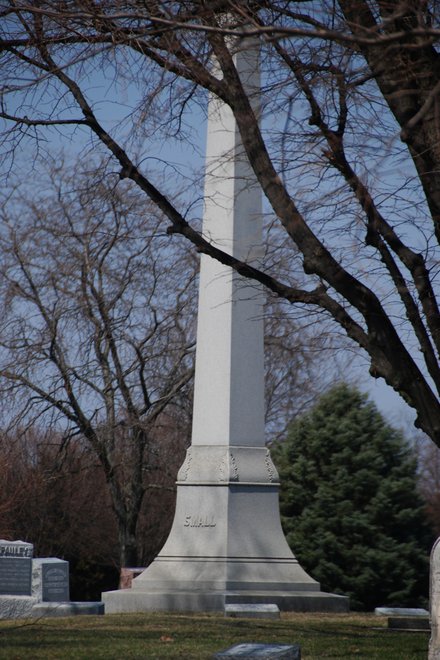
430, 537, 440, 659
0, 540, 33, 596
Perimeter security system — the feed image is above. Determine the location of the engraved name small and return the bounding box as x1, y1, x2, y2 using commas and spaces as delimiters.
183, 515, 216, 528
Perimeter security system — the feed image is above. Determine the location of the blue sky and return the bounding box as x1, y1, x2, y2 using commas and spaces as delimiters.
1, 50, 432, 443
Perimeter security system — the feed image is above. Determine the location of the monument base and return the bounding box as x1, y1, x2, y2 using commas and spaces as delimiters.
103, 587, 348, 613
103, 447, 349, 614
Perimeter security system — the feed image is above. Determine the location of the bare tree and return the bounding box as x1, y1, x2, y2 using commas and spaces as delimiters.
0, 427, 120, 598
264, 296, 346, 442
0, 159, 195, 567
0, 420, 193, 596
1, 2, 439, 445
0, 154, 337, 572
416, 431, 440, 537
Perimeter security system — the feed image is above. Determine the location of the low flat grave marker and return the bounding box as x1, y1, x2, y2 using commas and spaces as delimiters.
375, 606, 430, 631
224, 604, 280, 619
213, 643, 301, 659
375, 607, 429, 617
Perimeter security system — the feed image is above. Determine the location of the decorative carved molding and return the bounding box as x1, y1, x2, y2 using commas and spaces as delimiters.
218, 451, 239, 482
230, 452, 239, 481
178, 448, 192, 481
265, 449, 277, 482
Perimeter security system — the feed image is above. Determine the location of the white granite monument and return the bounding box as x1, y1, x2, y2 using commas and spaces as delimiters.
102, 37, 348, 614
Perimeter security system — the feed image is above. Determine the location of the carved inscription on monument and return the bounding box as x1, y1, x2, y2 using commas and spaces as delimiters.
32, 558, 70, 602
0, 558, 32, 596
0, 542, 33, 558
42, 565, 70, 602
0, 540, 33, 596
184, 515, 216, 528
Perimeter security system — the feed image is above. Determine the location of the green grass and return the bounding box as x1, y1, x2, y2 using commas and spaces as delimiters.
0, 612, 430, 659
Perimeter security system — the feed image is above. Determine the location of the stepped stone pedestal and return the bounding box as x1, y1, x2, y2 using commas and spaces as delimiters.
102, 36, 348, 615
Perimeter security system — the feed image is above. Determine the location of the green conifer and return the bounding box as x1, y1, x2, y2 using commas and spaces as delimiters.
272, 383, 433, 610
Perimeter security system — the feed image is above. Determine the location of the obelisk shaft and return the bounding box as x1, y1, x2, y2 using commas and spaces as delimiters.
191, 43, 265, 448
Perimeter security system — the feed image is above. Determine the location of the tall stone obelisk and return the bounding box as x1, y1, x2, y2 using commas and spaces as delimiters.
103, 38, 348, 613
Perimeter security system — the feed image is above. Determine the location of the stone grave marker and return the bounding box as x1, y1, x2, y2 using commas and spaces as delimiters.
213, 642, 301, 659
0, 540, 33, 596
0, 541, 103, 620
430, 537, 440, 659
119, 567, 145, 590
375, 606, 430, 631
224, 604, 280, 619
32, 558, 70, 602
375, 607, 429, 617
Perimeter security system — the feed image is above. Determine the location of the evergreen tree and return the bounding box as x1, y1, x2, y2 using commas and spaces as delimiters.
272, 383, 433, 611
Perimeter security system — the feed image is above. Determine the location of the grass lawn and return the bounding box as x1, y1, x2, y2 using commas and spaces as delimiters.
0, 611, 430, 659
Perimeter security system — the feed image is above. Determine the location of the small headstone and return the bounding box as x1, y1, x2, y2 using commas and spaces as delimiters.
32, 558, 69, 602
375, 606, 430, 632
225, 604, 280, 619
430, 538, 440, 659
213, 643, 301, 659
119, 567, 145, 590
0, 540, 33, 596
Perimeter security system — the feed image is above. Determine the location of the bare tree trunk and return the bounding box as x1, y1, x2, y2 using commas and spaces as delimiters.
118, 522, 139, 568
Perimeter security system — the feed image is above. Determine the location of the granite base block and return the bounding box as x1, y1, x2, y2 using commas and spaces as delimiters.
375, 607, 429, 617
103, 588, 348, 614
0, 596, 37, 620
387, 616, 430, 631
0, 596, 104, 619
30, 601, 104, 618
